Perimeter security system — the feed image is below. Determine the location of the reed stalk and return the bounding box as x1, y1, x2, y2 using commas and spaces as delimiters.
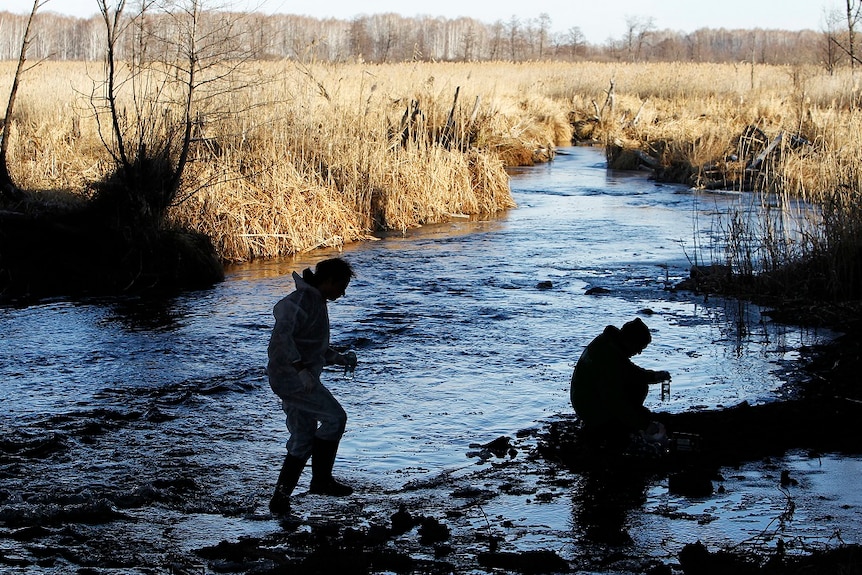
2, 60, 862, 298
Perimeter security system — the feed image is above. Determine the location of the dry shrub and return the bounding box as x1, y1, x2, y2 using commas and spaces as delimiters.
165, 62, 516, 261
5, 59, 862, 279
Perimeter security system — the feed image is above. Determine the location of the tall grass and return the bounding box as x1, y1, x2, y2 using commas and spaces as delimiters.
573, 62, 862, 301
2, 61, 576, 261
2, 59, 862, 299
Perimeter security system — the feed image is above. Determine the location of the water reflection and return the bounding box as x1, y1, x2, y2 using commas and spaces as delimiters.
573, 466, 649, 547
102, 294, 190, 332
0, 145, 847, 567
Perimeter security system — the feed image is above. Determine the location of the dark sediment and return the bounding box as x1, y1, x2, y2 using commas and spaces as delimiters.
2, 325, 860, 574
0, 202, 223, 302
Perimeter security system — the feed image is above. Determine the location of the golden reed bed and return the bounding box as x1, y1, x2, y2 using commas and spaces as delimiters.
2, 60, 860, 272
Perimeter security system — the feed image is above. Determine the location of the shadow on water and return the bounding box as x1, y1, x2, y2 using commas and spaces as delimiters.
0, 146, 858, 572
573, 466, 650, 547
103, 294, 190, 332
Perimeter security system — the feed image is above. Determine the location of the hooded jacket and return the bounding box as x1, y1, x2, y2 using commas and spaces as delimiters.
570, 325, 655, 432
267, 271, 341, 397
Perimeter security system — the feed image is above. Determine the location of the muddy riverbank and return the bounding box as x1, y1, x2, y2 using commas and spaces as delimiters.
3, 330, 858, 574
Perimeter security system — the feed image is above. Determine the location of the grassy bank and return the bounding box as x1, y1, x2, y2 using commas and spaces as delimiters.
2, 60, 861, 302
585, 63, 862, 302
1, 61, 573, 262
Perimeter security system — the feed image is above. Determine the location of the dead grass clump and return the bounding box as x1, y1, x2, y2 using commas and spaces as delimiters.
2, 60, 543, 262
7, 59, 862, 285
170, 152, 365, 262
477, 93, 573, 165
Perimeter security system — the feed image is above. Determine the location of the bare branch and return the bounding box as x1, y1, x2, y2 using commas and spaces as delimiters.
98, 0, 131, 169
0, 0, 49, 198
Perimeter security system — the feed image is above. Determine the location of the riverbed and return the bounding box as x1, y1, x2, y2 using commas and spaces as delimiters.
0, 146, 857, 573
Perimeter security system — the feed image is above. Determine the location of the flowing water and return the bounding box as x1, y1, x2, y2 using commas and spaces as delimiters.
1, 146, 858, 571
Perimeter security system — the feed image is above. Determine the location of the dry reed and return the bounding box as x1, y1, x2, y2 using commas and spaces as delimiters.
2, 60, 862, 289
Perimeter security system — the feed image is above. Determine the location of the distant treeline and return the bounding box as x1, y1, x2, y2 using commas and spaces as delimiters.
0, 10, 827, 65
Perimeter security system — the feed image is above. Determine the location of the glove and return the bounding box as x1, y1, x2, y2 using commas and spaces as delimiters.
342, 351, 357, 375
654, 370, 671, 382
297, 369, 319, 392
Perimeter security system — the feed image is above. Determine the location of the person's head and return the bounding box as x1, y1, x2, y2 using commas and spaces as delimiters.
620, 317, 652, 356
305, 257, 355, 301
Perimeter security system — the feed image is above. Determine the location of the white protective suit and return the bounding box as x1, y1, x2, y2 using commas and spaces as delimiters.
267, 271, 349, 459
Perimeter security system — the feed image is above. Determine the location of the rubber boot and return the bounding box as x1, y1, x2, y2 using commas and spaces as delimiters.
269, 454, 307, 514
308, 437, 353, 496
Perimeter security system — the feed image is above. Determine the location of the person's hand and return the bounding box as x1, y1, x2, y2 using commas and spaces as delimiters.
654, 370, 671, 382
342, 351, 357, 375
297, 369, 319, 392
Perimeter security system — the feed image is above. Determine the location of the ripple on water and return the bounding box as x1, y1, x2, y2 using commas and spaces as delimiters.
0, 146, 853, 567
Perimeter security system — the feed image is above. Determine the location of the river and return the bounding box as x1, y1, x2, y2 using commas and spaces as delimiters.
0, 145, 857, 572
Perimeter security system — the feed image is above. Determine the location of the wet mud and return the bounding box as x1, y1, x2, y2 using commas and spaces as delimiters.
2, 333, 861, 574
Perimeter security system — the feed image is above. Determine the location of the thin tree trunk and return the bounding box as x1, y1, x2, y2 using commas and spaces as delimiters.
1, 0, 42, 199
848, 0, 857, 73
99, 0, 130, 170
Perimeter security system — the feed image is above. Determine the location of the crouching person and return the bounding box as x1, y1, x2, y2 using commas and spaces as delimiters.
570, 317, 670, 451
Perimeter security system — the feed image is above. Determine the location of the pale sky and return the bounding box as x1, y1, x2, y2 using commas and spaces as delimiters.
3, 0, 839, 44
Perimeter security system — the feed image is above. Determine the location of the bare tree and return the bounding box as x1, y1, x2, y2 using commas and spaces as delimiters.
820, 1, 862, 80
370, 14, 401, 62
565, 26, 586, 60
349, 16, 371, 60
848, 0, 861, 70
536, 13, 551, 59
623, 15, 655, 62
823, 7, 844, 74
460, 20, 477, 61
92, 0, 256, 232
506, 15, 520, 60
488, 20, 504, 60
1, 0, 48, 200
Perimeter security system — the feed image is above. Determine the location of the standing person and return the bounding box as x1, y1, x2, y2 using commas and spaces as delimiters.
266, 257, 358, 514
570, 317, 670, 447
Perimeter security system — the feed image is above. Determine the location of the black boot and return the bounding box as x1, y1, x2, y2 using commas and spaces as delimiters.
308, 437, 353, 496
269, 454, 307, 514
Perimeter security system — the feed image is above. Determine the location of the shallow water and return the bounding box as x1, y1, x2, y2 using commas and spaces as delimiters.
1, 146, 856, 570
